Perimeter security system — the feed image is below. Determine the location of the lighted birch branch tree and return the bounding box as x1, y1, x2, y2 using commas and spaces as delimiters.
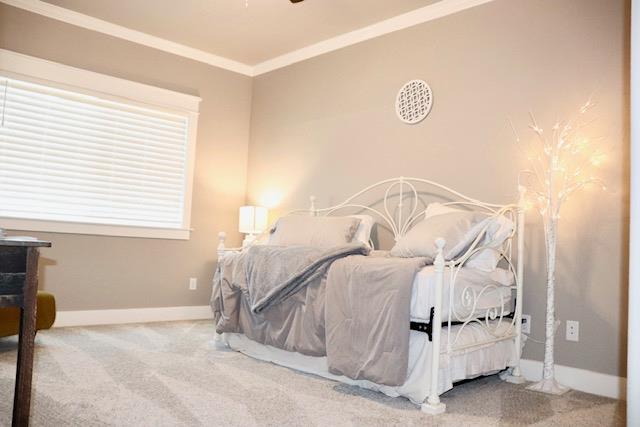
512, 99, 606, 395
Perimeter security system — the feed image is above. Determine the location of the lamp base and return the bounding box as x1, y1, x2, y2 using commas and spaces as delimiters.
242, 233, 256, 248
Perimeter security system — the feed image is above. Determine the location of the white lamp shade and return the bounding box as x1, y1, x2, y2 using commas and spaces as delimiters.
239, 206, 268, 234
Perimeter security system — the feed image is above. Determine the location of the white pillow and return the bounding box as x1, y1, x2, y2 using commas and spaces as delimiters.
268, 215, 361, 247
466, 215, 514, 271
390, 203, 491, 260
349, 214, 375, 246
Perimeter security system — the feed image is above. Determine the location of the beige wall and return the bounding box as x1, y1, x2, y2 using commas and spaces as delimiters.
247, 0, 629, 376
0, 4, 252, 310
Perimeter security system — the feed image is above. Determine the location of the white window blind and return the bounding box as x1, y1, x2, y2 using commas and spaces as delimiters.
0, 75, 194, 237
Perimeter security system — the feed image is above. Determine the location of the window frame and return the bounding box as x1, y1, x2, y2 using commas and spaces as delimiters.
0, 49, 201, 240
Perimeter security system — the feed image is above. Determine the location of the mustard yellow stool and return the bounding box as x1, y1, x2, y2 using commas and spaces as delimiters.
0, 292, 56, 338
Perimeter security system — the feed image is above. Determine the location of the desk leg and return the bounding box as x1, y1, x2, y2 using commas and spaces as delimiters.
12, 247, 39, 427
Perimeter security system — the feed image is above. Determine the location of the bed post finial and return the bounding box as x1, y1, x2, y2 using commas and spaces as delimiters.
422, 237, 447, 415
217, 231, 226, 259
309, 196, 317, 216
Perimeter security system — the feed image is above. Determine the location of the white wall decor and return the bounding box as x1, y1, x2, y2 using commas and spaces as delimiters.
395, 79, 433, 124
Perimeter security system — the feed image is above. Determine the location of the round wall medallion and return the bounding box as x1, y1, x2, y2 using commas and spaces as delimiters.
395, 79, 433, 124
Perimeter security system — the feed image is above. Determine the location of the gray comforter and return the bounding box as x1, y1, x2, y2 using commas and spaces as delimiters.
246, 244, 369, 314
211, 245, 426, 385
325, 253, 429, 386
212, 244, 369, 356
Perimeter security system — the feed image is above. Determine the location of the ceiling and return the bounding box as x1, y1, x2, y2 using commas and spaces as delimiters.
41, 0, 439, 65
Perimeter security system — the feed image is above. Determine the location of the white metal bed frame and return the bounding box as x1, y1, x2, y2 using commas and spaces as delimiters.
216, 176, 527, 414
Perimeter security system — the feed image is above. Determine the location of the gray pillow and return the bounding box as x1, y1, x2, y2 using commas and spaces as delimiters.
390, 203, 490, 261
269, 215, 361, 247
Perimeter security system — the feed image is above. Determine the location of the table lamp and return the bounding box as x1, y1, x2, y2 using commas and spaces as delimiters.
239, 205, 268, 248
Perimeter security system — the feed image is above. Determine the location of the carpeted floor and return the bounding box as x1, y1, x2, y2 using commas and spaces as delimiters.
0, 321, 625, 426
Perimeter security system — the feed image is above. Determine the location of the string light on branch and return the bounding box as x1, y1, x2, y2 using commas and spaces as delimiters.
511, 100, 607, 219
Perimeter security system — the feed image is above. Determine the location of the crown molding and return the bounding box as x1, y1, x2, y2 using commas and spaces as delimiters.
252, 0, 496, 75
1, 0, 496, 77
0, 0, 254, 76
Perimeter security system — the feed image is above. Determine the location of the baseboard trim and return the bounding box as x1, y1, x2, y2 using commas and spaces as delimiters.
54, 305, 213, 328
520, 359, 627, 400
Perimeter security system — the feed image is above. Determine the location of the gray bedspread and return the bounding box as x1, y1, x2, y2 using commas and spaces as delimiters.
246, 244, 369, 313
211, 245, 425, 385
212, 244, 369, 356
325, 253, 429, 386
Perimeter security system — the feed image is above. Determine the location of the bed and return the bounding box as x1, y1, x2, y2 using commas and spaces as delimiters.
212, 177, 527, 414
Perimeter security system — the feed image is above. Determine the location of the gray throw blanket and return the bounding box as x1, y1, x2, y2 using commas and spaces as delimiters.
212, 243, 371, 356
325, 253, 429, 386
247, 244, 370, 313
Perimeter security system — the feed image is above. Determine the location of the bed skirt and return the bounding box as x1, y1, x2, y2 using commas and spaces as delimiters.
215, 323, 518, 405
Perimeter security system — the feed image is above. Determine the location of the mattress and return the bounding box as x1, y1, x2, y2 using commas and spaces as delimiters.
410, 266, 514, 322
220, 320, 518, 405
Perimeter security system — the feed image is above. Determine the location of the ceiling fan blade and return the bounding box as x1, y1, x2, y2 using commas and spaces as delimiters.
290, 0, 304, 3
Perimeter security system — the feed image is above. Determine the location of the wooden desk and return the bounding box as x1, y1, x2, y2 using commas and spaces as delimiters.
0, 239, 51, 427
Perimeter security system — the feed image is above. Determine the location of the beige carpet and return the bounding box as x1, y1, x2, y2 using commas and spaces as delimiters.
0, 321, 625, 426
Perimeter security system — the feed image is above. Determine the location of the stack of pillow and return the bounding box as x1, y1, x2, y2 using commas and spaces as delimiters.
389, 203, 513, 271
268, 203, 513, 272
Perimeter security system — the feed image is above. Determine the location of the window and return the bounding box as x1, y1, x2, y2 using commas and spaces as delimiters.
0, 50, 200, 239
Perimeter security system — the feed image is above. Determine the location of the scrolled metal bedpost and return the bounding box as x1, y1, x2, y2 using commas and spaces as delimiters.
505, 185, 527, 384
421, 237, 447, 415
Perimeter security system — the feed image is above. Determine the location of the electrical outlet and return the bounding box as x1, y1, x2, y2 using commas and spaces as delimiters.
566, 320, 579, 342
189, 277, 197, 290
521, 314, 531, 335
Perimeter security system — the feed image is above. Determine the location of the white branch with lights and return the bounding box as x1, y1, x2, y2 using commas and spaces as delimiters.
512, 99, 606, 395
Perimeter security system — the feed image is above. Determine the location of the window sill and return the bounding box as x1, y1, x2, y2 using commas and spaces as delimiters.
0, 218, 191, 240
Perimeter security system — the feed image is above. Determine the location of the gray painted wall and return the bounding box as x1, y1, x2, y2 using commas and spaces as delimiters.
0, 3, 252, 310
246, 0, 629, 376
